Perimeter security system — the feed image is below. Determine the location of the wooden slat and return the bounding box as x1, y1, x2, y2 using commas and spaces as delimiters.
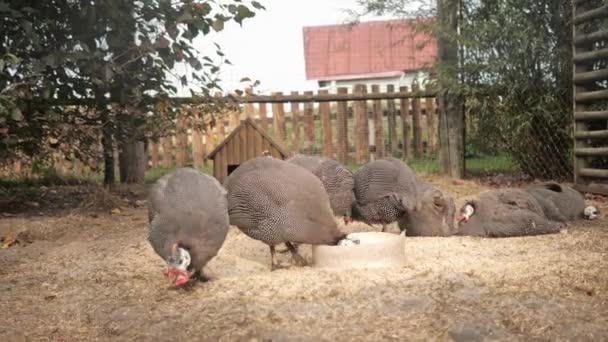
573, 47, 608, 65
150, 141, 160, 168
335, 88, 348, 163
246, 124, 255, 159
161, 136, 173, 168
575, 110, 608, 121
303, 91, 314, 153
573, 5, 608, 25
400, 86, 412, 160
319, 89, 333, 159
425, 97, 436, 156
574, 130, 608, 140
574, 182, 608, 196
290, 92, 300, 152
573, 68, 608, 84
258, 102, 268, 131
575, 89, 608, 102
574, 28, 608, 46
353, 84, 370, 163
574, 147, 608, 156
578, 168, 608, 178
254, 128, 263, 156
371, 84, 385, 159
238, 124, 247, 161
386, 85, 398, 157
411, 82, 423, 159
244, 87, 254, 118
271, 92, 286, 142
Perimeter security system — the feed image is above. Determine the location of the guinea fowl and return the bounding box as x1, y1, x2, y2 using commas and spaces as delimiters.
224, 156, 349, 270
456, 188, 565, 237
351, 157, 420, 232
147, 168, 229, 286
397, 181, 457, 236
286, 154, 356, 223
524, 182, 599, 222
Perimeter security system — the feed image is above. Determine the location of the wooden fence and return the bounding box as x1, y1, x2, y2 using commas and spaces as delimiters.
149, 83, 438, 170
572, 0, 608, 195
0, 83, 438, 178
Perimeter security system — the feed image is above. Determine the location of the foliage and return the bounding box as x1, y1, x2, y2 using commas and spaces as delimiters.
0, 0, 262, 167
354, 0, 576, 179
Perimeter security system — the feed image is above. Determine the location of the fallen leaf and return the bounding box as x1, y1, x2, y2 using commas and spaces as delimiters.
111, 208, 121, 215
1, 234, 17, 249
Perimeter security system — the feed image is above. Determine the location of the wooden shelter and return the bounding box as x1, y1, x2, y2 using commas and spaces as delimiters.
206, 117, 291, 183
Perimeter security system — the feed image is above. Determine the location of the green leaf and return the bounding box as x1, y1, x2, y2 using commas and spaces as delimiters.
212, 18, 224, 32
11, 107, 23, 121
251, 1, 265, 10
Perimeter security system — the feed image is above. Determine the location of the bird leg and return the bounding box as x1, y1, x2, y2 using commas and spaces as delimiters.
381, 224, 388, 232
275, 243, 293, 254
285, 241, 307, 266
269, 245, 278, 271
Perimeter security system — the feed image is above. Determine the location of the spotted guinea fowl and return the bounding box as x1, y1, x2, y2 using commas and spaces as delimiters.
397, 181, 456, 236
456, 188, 565, 237
286, 154, 355, 222
148, 168, 229, 286
524, 182, 599, 222
224, 156, 348, 270
351, 157, 420, 232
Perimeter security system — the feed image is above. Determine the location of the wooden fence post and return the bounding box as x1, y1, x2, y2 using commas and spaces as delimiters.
271, 92, 286, 143
386, 85, 398, 157
303, 90, 314, 153
244, 87, 254, 119
191, 109, 204, 169
258, 102, 268, 131
336, 88, 349, 163
319, 89, 333, 158
161, 135, 173, 168
399, 86, 412, 160
150, 141, 160, 168
371, 84, 384, 159
425, 97, 436, 156
290, 91, 301, 152
411, 82, 423, 159
176, 114, 188, 167
354, 84, 370, 164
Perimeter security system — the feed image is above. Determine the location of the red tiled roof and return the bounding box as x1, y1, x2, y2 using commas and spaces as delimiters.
303, 18, 437, 81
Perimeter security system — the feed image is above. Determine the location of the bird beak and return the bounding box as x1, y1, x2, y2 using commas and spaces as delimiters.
457, 214, 468, 223
162, 267, 189, 286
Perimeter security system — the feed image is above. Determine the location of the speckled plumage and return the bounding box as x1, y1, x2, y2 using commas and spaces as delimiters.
351, 157, 420, 228
398, 181, 457, 236
224, 157, 346, 268
456, 188, 564, 237
147, 168, 229, 275
286, 154, 355, 218
524, 182, 586, 222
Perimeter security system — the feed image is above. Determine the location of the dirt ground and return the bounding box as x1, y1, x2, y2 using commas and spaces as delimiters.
1, 175, 607, 341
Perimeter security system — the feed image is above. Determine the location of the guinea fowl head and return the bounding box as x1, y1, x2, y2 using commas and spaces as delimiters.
583, 205, 599, 220
162, 244, 192, 286
458, 203, 475, 223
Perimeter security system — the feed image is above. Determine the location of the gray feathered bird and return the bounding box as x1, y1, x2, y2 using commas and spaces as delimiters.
286, 154, 356, 223
148, 168, 229, 285
524, 182, 599, 221
397, 181, 456, 236
224, 157, 348, 270
351, 157, 420, 232
456, 188, 565, 237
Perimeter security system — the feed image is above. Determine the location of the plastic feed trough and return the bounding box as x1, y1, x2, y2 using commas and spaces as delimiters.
312, 232, 406, 270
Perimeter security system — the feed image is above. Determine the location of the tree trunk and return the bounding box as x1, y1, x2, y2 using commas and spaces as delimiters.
101, 109, 115, 186
119, 136, 147, 184
437, 0, 465, 178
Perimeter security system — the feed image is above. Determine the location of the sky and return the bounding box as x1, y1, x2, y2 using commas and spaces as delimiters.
179, 0, 396, 96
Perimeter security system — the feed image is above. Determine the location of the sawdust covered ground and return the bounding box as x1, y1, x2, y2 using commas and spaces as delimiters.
1, 177, 607, 341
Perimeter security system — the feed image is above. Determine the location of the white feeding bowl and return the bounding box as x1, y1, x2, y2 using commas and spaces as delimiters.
312, 232, 406, 270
